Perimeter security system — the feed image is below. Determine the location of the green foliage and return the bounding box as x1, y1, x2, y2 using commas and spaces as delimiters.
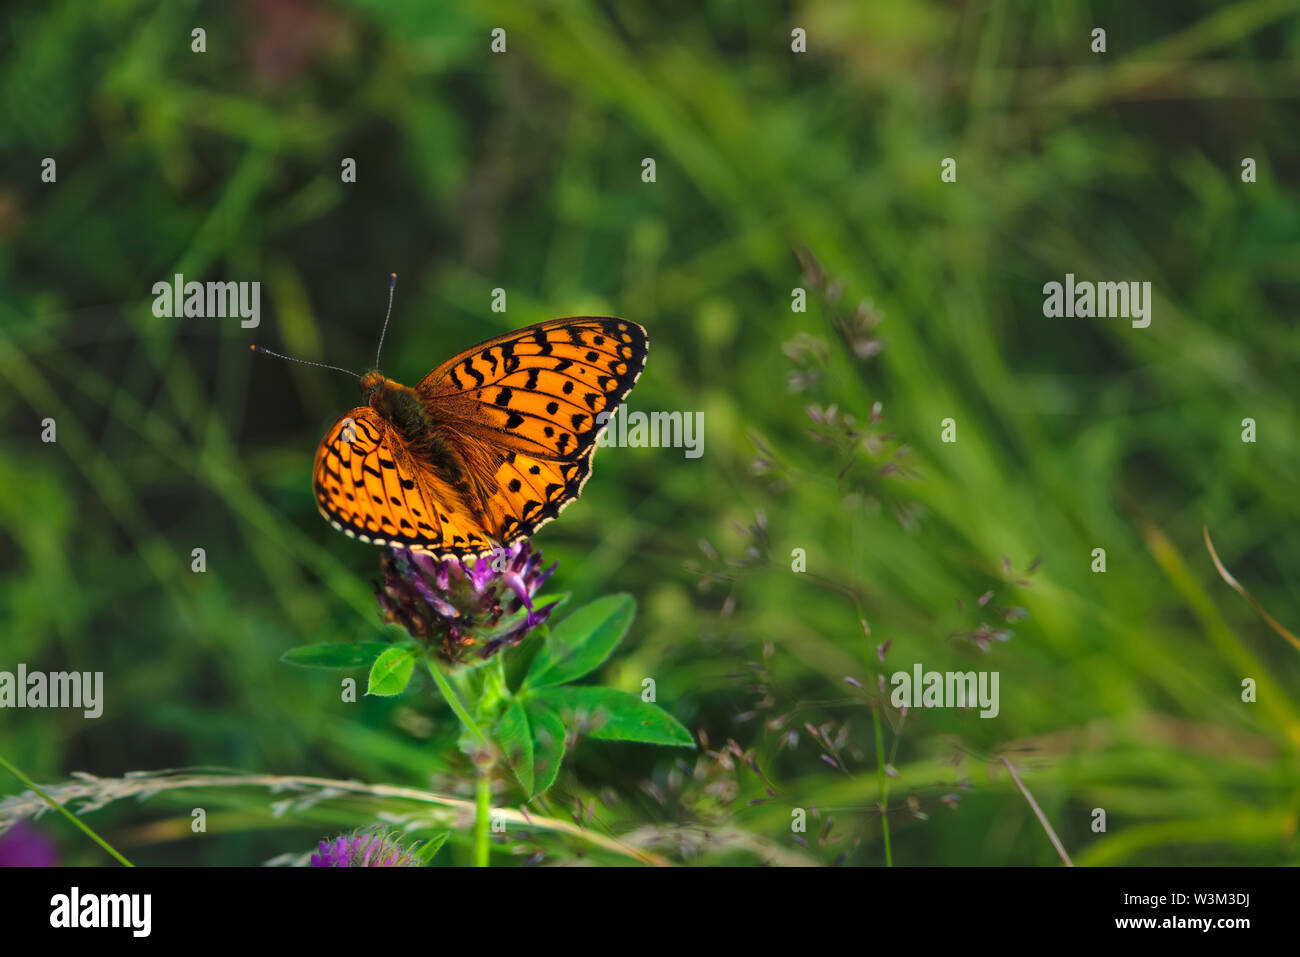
523, 593, 636, 689
534, 687, 695, 748
415, 831, 451, 865
495, 698, 535, 795
366, 647, 417, 697
282, 641, 394, 669
522, 704, 568, 798
478, 595, 692, 798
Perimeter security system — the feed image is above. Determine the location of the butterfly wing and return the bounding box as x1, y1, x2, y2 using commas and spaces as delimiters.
416, 316, 648, 457
416, 316, 649, 545
313, 406, 497, 555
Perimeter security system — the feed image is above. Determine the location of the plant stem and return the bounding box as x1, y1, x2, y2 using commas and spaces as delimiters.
850, 508, 892, 867
870, 705, 893, 867
424, 655, 496, 866
424, 655, 486, 744
1001, 756, 1073, 866
0, 753, 134, 867
473, 772, 491, 867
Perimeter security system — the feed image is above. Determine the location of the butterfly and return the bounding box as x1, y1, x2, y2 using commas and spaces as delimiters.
301, 314, 648, 559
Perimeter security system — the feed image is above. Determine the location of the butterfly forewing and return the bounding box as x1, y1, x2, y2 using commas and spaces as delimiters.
417, 317, 648, 460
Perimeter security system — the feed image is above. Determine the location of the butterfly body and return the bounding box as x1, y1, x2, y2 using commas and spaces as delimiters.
361, 372, 435, 450
313, 316, 648, 559
359, 370, 474, 500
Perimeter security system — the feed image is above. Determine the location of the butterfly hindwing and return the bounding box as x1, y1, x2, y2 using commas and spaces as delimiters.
313, 407, 496, 555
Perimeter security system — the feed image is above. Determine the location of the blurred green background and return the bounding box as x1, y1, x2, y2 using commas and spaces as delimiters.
2, 0, 1299, 866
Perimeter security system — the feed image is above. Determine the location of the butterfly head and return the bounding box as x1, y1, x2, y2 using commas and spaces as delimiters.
360, 370, 386, 400
361, 372, 432, 442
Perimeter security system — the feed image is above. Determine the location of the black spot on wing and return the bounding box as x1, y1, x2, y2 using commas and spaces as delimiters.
463, 358, 484, 387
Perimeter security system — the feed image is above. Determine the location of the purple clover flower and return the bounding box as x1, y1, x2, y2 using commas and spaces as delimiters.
375, 541, 558, 663
0, 823, 57, 867
310, 829, 417, 867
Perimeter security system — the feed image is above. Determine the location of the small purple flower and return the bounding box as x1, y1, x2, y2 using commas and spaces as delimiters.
310, 829, 417, 867
375, 541, 558, 663
0, 823, 58, 867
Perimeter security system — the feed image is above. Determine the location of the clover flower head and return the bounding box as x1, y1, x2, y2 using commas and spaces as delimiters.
0, 822, 57, 867
375, 541, 558, 663
310, 828, 418, 867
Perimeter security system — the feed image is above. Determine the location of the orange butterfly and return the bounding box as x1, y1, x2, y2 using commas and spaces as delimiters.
256, 281, 647, 559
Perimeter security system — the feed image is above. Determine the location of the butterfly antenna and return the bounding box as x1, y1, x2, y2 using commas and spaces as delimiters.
374, 272, 398, 371
249, 344, 361, 379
